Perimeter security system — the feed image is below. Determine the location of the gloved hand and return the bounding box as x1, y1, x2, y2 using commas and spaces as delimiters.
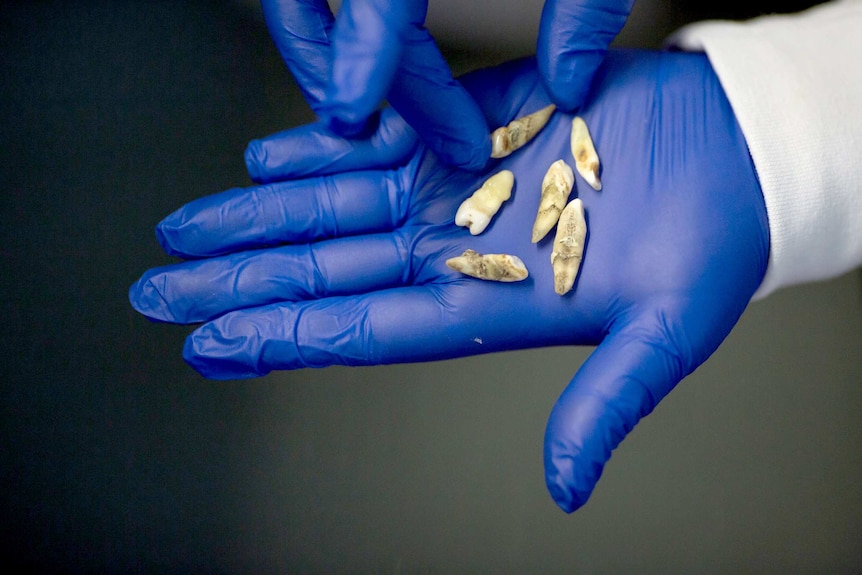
129, 51, 769, 512
250, 0, 634, 172
253, 0, 490, 171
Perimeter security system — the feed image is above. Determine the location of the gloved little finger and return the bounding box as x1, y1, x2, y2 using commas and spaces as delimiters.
183, 273, 555, 379
156, 170, 410, 259
543, 316, 688, 513
245, 107, 418, 184
129, 232, 409, 324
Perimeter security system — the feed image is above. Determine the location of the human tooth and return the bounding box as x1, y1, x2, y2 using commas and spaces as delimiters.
455, 170, 515, 235
490, 104, 556, 159
532, 159, 575, 243
551, 198, 587, 295
571, 116, 602, 191
446, 249, 529, 282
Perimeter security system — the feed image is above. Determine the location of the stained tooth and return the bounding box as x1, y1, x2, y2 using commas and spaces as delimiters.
455, 170, 514, 235
532, 159, 575, 243
551, 198, 587, 295
490, 104, 556, 159
446, 249, 529, 282
571, 116, 602, 191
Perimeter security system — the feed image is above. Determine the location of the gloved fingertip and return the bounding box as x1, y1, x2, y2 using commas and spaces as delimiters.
417, 116, 491, 171
440, 137, 491, 172
244, 139, 266, 183
546, 477, 587, 514
545, 457, 592, 513
183, 326, 263, 381
318, 104, 372, 139
546, 82, 585, 113
154, 217, 183, 258
128, 273, 174, 323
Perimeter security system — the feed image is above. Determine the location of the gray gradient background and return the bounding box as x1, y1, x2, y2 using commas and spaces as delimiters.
1, 0, 860, 572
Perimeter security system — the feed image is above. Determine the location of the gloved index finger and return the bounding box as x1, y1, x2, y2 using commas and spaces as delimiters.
537, 0, 635, 111
319, 0, 491, 170
245, 107, 419, 184
385, 27, 492, 171
260, 0, 335, 109
316, 0, 417, 136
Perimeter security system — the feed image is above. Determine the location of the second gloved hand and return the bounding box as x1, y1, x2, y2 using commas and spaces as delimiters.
254, 0, 635, 172
130, 51, 769, 513
255, 0, 491, 171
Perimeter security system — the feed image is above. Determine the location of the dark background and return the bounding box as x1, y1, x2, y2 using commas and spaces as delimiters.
2, 1, 860, 572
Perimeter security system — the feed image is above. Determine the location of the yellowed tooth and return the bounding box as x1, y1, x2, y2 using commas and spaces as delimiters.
571, 116, 602, 191
446, 249, 529, 282
532, 159, 575, 243
490, 104, 556, 159
454, 170, 514, 235
551, 198, 587, 295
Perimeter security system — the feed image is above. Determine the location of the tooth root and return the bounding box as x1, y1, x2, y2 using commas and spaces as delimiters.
446, 249, 529, 282
455, 170, 514, 235
571, 116, 602, 191
551, 198, 587, 295
490, 104, 556, 159
532, 159, 575, 243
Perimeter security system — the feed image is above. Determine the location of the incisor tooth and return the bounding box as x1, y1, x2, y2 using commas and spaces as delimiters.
455, 170, 514, 235
490, 104, 556, 159
446, 249, 529, 282
532, 159, 575, 243
571, 116, 602, 191
551, 198, 587, 295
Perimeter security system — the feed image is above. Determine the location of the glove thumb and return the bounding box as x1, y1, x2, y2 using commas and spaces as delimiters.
537, 0, 635, 110
544, 313, 689, 512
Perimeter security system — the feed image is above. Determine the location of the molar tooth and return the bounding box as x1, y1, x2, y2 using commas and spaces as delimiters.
446, 249, 529, 282
490, 104, 556, 159
455, 170, 514, 235
551, 198, 587, 295
571, 116, 602, 191
532, 159, 575, 243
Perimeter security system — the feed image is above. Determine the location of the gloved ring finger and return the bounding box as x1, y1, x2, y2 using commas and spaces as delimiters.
155, 170, 410, 259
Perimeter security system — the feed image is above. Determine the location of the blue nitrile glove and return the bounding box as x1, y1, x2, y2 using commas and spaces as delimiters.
253, 0, 491, 171
537, 0, 635, 110
251, 0, 634, 173
129, 51, 769, 513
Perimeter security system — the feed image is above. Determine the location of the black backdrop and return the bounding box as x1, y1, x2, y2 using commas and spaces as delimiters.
2, 1, 860, 573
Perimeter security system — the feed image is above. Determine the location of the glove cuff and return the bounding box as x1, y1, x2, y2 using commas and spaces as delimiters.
667, 0, 862, 299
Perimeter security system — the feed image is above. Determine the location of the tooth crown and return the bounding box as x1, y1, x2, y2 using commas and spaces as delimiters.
490, 104, 556, 159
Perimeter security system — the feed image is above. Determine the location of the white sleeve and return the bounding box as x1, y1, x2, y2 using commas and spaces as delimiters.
666, 0, 862, 299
